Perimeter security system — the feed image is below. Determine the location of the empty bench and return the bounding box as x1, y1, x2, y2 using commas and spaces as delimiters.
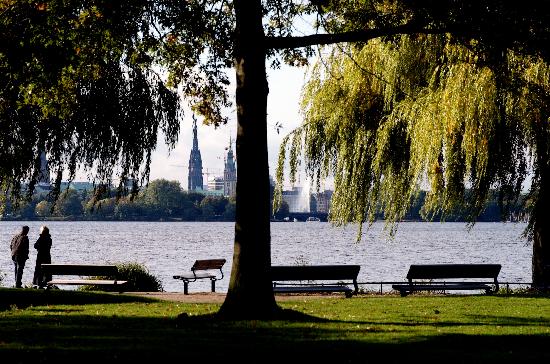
41, 264, 128, 292
392, 264, 501, 297
271, 265, 360, 298
173, 259, 226, 295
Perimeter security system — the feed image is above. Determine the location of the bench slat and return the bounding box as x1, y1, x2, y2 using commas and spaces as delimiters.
40, 264, 126, 292
42, 264, 119, 277
407, 264, 501, 279
393, 283, 493, 291
271, 265, 360, 281
173, 272, 216, 280
192, 259, 226, 271
271, 265, 360, 297
48, 279, 128, 286
173, 258, 227, 294
273, 285, 352, 293
394, 263, 501, 296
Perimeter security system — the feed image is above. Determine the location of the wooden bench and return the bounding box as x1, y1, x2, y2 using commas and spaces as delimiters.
173, 259, 226, 295
41, 264, 128, 292
271, 265, 360, 298
392, 264, 501, 297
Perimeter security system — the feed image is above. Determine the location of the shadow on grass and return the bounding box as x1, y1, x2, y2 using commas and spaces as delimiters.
0, 311, 548, 363
1, 289, 549, 362
0, 287, 157, 310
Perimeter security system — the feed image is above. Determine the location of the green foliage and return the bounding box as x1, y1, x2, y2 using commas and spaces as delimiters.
79, 262, 163, 292
278, 34, 549, 240
1, 0, 181, 206
52, 189, 83, 217
274, 200, 290, 220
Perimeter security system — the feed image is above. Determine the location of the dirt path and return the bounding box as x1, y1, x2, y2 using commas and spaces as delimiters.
126, 292, 344, 303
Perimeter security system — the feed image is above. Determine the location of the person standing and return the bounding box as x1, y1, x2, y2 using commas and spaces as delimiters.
10, 225, 30, 288
33, 225, 52, 288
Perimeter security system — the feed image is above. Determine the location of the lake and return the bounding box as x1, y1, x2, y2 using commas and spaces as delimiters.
0, 221, 532, 293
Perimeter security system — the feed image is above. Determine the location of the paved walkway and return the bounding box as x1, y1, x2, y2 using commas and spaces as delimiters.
126, 292, 343, 303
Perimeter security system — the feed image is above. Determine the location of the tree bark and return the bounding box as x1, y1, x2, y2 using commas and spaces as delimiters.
532, 154, 550, 288
218, 0, 279, 319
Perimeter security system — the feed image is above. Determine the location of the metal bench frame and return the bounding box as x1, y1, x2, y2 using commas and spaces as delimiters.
271, 265, 361, 298
392, 264, 501, 297
41, 264, 128, 292
173, 259, 226, 295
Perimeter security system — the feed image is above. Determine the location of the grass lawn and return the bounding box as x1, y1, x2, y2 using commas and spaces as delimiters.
0, 288, 549, 363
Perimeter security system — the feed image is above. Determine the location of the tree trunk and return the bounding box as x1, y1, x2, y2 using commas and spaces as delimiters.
218, 0, 279, 319
532, 156, 550, 288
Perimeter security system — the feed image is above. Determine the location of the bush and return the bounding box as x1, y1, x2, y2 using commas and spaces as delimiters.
79, 262, 163, 292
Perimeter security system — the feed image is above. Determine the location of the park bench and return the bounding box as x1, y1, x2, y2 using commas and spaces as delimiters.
392, 263, 501, 297
271, 264, 360, 298
41, 263, 128, 292
173, 259, 226, 295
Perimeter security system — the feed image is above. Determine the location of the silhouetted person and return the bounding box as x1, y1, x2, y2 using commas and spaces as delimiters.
33, 225, 52, 288
10, 225, 30, 288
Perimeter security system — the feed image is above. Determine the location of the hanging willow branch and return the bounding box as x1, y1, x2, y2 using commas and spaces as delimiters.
277, 34, 545, 241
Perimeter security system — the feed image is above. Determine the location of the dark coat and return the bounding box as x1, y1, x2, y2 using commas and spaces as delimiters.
34, 234, 52, 263
33, 233, 52, 286
10, 233, 29, 262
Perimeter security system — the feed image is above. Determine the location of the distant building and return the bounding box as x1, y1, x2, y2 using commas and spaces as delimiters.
187, 116, 204, 191
315, 190, 333, 213
223, 137, 237, 198
36, 150, 52, 192
208, 176, 225, 192
59, 181, 94, 191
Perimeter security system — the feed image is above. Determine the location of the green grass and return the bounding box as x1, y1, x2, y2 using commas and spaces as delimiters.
1, 288, 549, 363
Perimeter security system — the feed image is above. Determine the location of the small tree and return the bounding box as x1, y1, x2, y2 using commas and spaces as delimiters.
35, 200, 51, 218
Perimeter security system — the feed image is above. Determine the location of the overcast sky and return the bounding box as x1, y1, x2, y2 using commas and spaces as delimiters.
147, 63, 312, 190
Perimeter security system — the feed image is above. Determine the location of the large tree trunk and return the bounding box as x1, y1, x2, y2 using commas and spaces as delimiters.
218, 0, 279, 319
532, 156, 550, 288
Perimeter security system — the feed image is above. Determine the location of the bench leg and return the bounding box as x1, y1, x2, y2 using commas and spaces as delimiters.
211, 279, 216, 293
184, 281, 189, 295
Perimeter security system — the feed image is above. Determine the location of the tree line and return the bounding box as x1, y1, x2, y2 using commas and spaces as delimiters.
2, 179, 236, 222
2, 178, 527, 223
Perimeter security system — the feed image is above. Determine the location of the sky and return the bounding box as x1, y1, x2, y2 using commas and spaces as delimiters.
147, 63, 313, 190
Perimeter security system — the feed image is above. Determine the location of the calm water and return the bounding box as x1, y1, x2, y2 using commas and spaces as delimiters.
0, 221, 532, 292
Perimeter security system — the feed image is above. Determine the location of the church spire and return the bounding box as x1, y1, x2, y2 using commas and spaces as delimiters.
38, 150, 50, 185
188, 115, 204, 191
192, 116, 199, 150
224, 134, 236, 197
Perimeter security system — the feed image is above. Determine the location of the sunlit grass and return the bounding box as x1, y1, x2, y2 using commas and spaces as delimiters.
0, 288, 549, 362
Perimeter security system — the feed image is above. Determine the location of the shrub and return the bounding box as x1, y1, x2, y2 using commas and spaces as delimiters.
79, 262, 163, 292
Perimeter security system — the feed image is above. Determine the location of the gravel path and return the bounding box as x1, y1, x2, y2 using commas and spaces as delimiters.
126, 292, 342, 303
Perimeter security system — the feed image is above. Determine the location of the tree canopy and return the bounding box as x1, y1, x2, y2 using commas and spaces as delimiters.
276, 5, 550, 287
3, 0, 550, 317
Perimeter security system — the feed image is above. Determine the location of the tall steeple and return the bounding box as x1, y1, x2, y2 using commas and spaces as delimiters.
188, 115, 204, 191
223, 136, 237, 197
38, 150, 51, 186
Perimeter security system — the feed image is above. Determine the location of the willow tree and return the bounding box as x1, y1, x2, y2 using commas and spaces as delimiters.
3, 1, 550, 319
277, 34, 550, 287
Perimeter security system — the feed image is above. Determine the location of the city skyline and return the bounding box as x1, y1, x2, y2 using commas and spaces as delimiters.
148, 64, 312, 190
